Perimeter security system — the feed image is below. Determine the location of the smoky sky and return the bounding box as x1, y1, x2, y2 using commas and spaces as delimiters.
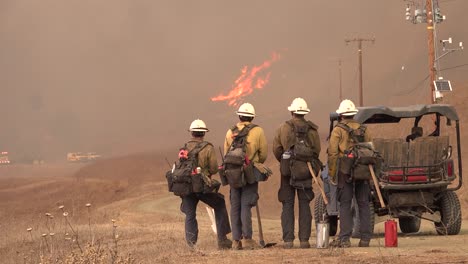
0, 0, 467, 161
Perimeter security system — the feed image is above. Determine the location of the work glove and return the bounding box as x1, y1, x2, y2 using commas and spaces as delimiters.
254, 163, 273, 177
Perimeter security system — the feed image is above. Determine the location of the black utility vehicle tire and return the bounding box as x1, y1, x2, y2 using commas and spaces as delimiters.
435, 191, 462, 235
352, 201, 375, 238
399, 217, 421, 233
314, 194, 338, 236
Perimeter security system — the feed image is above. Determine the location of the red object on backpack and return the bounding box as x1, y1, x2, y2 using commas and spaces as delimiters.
178, 149, 189, 159
385, 219, 398, 247
244, 155, 251, 165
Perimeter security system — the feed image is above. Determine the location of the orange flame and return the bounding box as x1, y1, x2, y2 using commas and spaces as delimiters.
211, 52, 280, 106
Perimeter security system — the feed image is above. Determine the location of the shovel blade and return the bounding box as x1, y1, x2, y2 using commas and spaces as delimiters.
264, 242, 277, 248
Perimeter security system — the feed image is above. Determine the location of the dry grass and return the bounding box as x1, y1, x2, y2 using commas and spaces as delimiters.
1, 143, 468, 263
7, 203, 137, 264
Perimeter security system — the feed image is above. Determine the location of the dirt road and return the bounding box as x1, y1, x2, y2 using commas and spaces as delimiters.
1, 161, 467, 263
134, 186, 468, 264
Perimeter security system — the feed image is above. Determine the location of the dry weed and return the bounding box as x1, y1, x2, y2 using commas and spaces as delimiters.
14, 203, 138, 264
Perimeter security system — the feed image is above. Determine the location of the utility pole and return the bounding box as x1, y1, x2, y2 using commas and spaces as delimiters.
426, 0, 437, 103
345, 37, 375, 107
405, 0, 462, 103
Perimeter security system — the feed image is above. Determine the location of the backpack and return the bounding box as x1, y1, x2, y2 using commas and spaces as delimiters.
283, 121, 321, 188
166, 141, 210, 196
222, 124, 257, 188
337, 123, 380, 181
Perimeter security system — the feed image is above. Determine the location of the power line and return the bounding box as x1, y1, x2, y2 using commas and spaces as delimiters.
440, 63, 468, 72
392, 62, 467, 97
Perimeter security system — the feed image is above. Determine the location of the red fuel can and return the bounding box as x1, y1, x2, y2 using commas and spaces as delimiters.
385, 219, 398, 247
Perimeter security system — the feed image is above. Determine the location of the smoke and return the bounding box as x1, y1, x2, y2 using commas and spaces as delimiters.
0, 0, 467, 161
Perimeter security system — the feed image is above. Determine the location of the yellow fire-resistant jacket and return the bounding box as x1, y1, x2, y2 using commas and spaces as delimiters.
327, 119, 372, 182
224, 121, 268, 164
272, 116, 321, 162
186, 138, 218, 177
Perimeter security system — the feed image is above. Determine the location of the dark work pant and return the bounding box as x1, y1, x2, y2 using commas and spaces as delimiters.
337, 178, 372, 241
180, 192, 231, 245
230, 182, 259, 241
278, 176, 314, 242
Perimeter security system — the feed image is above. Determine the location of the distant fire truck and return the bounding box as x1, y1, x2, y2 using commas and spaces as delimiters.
0, 151, 11, 164
67, 152, 101, 162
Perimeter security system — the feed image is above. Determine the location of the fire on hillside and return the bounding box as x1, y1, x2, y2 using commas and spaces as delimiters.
211, 52, 281, 107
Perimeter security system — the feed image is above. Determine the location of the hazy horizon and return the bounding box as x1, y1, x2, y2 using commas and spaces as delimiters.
1, 0, 467, 161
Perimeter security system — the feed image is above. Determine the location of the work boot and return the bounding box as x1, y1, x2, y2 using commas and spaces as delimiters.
299, 241, 310, 249
330, 238, 351, 248
242, 238, 260, 250
232, 240, 242, 250
358, 239, 370, 247
218, 237, 232, 250
283, 241, 294, 249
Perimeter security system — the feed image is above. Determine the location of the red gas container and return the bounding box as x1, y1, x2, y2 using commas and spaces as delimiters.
385, 219, 398, 247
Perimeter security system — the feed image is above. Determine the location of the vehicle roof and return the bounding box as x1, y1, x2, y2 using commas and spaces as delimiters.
350, 104, 459, 124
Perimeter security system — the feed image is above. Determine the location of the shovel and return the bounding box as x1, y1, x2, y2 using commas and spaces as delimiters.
369, 164, 385, 208
205, 207, 217, 234
307, 162, 328, 205
255, 203, 277, 248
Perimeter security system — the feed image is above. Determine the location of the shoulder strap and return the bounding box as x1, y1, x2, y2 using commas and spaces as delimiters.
233, 124, 258, 140
336, 123, 353, 133
188, 141, 211, 157
286, 120, 317, 131
286, 120, 310, 136
306, 120, 319, 130
337, 123, 366, 143
286, 120, 315, 148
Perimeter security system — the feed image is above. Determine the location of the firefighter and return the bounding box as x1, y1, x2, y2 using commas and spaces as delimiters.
273, 97, 321, 249
328, 99, 372, 247
224, 103, 268, 250
180, 119, 232, 249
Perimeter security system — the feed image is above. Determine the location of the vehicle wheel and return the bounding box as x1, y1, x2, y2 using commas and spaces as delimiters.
314, 194, 338, 236
435, 191, 462, 235
352, 201, 375, 238
399, 217, 421, 233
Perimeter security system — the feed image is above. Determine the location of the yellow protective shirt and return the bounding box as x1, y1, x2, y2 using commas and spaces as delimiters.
223, 121, 268, 164
327, 119, 371, 182
186, 138, 218, 177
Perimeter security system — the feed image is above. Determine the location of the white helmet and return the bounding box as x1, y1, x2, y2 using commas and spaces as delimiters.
189, 119, 209, 132
336, 99, 358, 116
287, 97, 310, 114
236, 103, 256, 117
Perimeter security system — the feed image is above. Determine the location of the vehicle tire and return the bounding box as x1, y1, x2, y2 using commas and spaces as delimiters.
435, 191, 462, 235
352, 201, 375, 238
314, 194, 338, 236
399, 217, 421, 233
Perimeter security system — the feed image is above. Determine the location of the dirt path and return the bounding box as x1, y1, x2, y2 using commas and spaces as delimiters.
2, 164, 468, 264
130, 181, 468, 263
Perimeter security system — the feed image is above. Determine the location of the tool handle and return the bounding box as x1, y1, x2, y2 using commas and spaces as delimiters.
369, 164, 385, 208
308, 162, 328, 204
256, 203, 265, 246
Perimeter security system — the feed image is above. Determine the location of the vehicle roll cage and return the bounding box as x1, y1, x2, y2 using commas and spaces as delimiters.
329, 104, 462, 191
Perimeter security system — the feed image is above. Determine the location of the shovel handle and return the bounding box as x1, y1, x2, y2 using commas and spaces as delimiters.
256, 203, 265, 247
307, 162, 328, 205
369, 164, 385, 208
